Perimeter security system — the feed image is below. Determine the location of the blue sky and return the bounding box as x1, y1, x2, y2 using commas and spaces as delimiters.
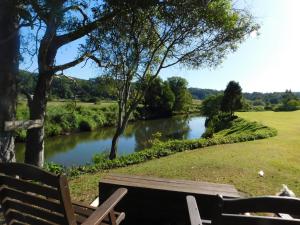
21, 0, 300, 92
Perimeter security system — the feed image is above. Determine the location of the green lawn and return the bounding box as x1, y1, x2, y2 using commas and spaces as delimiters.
47, 100, 117, 108
69, 110, 300, 202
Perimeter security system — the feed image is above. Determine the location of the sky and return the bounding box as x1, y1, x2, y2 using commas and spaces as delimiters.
20, 0, 300, 93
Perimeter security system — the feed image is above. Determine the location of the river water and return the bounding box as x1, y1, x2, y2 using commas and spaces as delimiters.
16, 115, 206, 166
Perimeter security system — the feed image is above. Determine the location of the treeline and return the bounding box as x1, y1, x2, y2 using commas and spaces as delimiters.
190, 87, 300, 111
189, 87, 300, 102
18, 71, 300, 112
18, 70, 117, 102
18, 71, 194, 116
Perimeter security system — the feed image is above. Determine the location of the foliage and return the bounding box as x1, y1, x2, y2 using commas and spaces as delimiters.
189, 88, 222, 100
45, 118, 277, 177
221, 81, 243, 115
86, 0, 258, 159
200, 94, 223, 118
167, 77, 192, 112
191, 88, 300, 111
144, 77, 175, 118
15, 102, 121, 141
275, 90, 300, 111
18, 70, 116, 101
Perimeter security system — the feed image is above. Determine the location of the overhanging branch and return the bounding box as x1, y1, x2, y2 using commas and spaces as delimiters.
51, 53, 88, 73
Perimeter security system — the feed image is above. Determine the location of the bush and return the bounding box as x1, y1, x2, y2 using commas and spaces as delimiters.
79, 119, 95, 131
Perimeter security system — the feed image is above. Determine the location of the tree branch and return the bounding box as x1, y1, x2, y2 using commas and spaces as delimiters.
30, 0, 48, 23
55, 12, 116, 48
63, 5, 88, 25
51, 53, 88, 73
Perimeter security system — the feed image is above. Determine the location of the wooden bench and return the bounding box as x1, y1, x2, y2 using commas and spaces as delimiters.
187, 194, 300, 225
99, 174, 240, 225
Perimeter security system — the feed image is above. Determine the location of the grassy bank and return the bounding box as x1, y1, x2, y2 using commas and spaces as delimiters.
69, 115, 278, 201
16, 101, 119, 141
16, 100, 201, 141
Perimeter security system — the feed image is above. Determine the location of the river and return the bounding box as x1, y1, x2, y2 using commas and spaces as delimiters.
16, 115, 206, 166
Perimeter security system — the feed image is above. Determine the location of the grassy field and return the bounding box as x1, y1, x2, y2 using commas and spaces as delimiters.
69, 110, 300, 202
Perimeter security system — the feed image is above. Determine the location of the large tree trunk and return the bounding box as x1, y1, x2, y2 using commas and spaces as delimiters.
25, 74, 52, 167
0, 1, 19, 163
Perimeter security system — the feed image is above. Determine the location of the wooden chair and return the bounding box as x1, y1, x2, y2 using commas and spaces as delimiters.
0, 163, 127, 225
187, 195, 300, 225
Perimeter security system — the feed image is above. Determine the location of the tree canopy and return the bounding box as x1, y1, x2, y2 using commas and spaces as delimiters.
86, 0, 258, 159
221, 81, 243, 115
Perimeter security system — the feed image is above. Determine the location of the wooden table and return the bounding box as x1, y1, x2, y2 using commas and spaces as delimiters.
99, 174, 240, 225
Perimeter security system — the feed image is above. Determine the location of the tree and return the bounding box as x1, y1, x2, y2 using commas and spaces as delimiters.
167, 77, 192, 112
88, 0, 258, 159
22, 0, 118, 167
276, 90, 300, 111
144, 77, 175, 118
0, 0, 19, 162
200, 94, 223, 118
282, 90, 298, 104
221, 81, 243, 115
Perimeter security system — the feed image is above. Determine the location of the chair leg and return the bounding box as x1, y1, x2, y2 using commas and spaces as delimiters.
108, 211, 117, 225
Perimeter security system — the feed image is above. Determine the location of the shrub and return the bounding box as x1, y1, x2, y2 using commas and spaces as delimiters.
79, 119, 96, 131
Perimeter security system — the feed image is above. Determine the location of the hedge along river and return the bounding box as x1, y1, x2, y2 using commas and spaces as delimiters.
15, 115, 206, 167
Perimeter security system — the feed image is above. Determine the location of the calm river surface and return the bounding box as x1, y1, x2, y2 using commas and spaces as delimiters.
16, 115, 206, 166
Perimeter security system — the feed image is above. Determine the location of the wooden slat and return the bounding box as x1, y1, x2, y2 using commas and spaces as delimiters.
115, 212, 125, 225
58, 175, 77, 225
2, 199, 66, 224
4, 119, 43, 131
101, 177, 239, 197
5, 209, 57, 225
0, 163, 59, 188
82, 188, 127, 225
0, 187, 63, 214
10, 220, 27, 225
103, 174, 239, 196
73, 203, 95, 217
73, 201, 97, 211
187, 195, 203, 225
109, 174, 234, 189
0, 175, 59, 199
223, 196, 300, 215
74, 214, 87, 224
221, 214, 300, 225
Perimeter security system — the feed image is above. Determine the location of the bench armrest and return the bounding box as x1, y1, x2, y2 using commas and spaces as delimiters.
187, 195, 203, 225
82, 188, 127, 225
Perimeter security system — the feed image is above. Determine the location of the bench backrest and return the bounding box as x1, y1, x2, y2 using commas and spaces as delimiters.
213, 195, 300, 225
0, 163, 77, 225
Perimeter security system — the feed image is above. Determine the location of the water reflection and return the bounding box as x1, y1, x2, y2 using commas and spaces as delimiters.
16, 115, 205, 166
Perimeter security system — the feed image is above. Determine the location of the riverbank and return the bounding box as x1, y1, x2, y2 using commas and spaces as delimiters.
16, 100, 201, 142
46, 115, 276, 179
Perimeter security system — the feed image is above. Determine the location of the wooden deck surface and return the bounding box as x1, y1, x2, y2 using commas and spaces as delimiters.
99, 174, 240, 225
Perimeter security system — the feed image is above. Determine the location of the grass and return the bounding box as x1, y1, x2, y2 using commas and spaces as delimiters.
47, 100, 117, 108
69, 110, 300, 202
